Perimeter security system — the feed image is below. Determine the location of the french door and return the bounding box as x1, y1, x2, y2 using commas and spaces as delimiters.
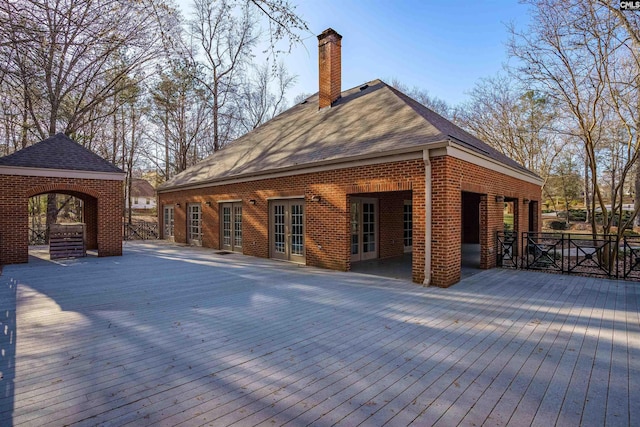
187, 203, 202, 246
351, 197, 378, 262
270, 199, 305, 263
221, 202, 242, 252
404, 200, 413, 253
163, 205, 174, 241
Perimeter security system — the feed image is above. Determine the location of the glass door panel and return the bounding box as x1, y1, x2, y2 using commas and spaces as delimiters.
404, 200, 413, 253
361, 201, 377, 260
221, 205, 232, 249
290, 202, 305, 261
187, 203, 202, 246
351, 198, 378, 262
163, 206, 174, 241
351, 202, 360, 258
233, 205, 242, 249
272, 203, 287, 259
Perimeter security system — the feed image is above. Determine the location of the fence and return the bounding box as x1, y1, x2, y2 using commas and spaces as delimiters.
497, 231, 640, 280
29, 225, 47, 245
123, 221, 159, 241
26, 222, 160, 246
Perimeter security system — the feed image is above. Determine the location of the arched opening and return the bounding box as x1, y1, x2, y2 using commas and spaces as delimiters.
28, 194, 85, 245
26, 189, 100, 261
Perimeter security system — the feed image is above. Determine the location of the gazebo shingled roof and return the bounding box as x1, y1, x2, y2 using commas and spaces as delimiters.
0, 133, 123, 173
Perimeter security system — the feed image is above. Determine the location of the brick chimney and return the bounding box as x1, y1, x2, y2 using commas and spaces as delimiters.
318, 28, 342, 109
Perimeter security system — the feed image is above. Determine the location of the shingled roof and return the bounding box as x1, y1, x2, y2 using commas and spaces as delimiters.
0, 133, 123, 173
131, 179, 155, 198
160, 80, 538, 191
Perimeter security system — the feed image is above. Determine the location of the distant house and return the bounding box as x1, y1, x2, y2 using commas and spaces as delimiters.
157, 28, 542, 287
127, 179, 156, 210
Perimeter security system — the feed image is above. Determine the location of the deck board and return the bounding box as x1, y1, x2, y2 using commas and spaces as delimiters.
0, 242, 638, 426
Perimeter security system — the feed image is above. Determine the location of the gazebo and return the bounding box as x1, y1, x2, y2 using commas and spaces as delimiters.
0, 133, 125, 264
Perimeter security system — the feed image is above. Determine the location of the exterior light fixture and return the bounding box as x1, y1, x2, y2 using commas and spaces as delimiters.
311, 195, 321, 202
249, 199, 256, 205
205, 201, 212, 207
175, 202, 181, 208
523, 198, 530, 204
495, 195, 505, 203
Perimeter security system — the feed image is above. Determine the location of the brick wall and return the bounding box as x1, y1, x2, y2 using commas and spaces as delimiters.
377, 191, 411, 259
431, 155, 541, 286
158, 155, 541, 287
159, 160, 426, 281
0, 175, 123, 264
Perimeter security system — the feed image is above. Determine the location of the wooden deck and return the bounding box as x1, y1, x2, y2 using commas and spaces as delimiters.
1, 241, 638, 426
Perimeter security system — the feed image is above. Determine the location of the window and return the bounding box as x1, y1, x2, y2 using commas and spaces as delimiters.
163, 206, 175, 240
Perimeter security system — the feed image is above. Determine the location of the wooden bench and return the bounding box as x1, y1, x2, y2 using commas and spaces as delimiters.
49, 223, 86, 259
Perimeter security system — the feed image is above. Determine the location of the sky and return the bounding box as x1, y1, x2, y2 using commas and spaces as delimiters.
176, 0, 533, 107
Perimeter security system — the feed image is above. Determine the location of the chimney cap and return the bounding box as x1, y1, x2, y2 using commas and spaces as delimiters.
318, 28, 342, 42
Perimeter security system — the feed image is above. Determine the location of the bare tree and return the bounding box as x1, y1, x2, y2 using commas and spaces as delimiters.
191, 0, 259, 152
147, 61, 213, 179
456, 74, 562, 200
390, 78, 452, 119
510, 0, 640, 258
1, 0, 170, 139
247, 0, 309, 57
235, 60, 295, 133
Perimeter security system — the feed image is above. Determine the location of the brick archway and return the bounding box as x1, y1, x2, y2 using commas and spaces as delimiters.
0, 133, 125, 265
0, 175, 123, 264
26, 183, 102, 199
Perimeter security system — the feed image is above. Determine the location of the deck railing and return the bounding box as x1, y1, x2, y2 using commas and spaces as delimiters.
498, 231, 640, 280
123, 221, 159, 240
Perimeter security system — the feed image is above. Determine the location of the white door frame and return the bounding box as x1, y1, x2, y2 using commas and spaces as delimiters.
187, 203, 202, 246
220, 202, 242, 252
404, 199, 413, 253
351, 197, 378, 262
163, 205, 175, 242
269, 199, 305, 263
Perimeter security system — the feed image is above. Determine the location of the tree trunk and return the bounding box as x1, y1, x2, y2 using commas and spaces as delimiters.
45, 194, 57, 243
164, 109, 169, 179
634, 162, 640, 226
584, 156, 591, 224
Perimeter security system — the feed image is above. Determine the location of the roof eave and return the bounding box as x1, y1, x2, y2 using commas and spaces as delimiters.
158, 142, 449, 193
0, 165, 125, 181
439, 139, 544, 185
158, 137, 543, 193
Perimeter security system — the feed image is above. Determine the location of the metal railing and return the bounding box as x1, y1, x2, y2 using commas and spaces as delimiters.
623, 236, 640, 279
496, 231, 518, 268
498, 231, 640, 280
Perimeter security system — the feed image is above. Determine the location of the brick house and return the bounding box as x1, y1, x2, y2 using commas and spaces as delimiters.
157, 28, 542, 287
0, 133, 124, 264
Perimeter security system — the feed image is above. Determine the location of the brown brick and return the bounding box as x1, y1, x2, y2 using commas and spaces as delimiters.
159, 156, 540, 287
